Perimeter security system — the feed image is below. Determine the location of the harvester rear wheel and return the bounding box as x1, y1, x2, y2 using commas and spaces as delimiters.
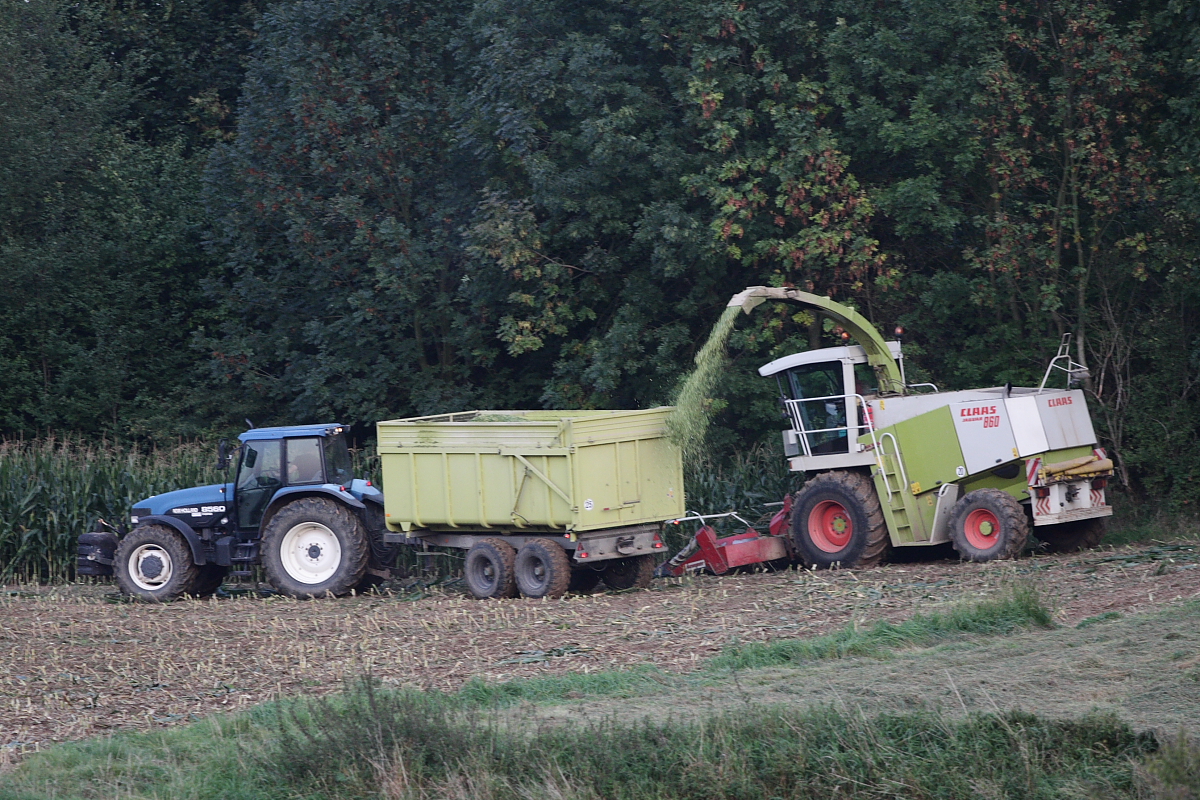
601, 554, 655, 591
515, 538, 572, 599
464, 538, 518, 600
1034, 516, 1106, 553
949, 489, 1029, 562
791, 471, 889, 569
113, 524, 200, 602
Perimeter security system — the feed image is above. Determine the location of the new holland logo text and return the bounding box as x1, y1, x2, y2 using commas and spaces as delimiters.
171, 505, 226, 515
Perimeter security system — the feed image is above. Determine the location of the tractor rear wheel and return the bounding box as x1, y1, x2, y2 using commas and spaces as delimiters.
791, 471, 890, 569
464, 538, 518, 600
113, 524, 199, 602
949, 489, 1029, 562
600, 554, 655, 591
1035, 516, 1106, 553
514, 538, 572, 599
261, 497, 369, 598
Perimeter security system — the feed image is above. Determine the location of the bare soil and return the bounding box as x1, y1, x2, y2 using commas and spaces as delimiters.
2, 541, 1198, 766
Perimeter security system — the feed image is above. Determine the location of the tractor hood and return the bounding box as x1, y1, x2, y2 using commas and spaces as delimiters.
132, 483, 235, 527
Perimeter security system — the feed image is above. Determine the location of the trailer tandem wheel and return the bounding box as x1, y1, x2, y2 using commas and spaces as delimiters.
515, 538, 572, 599
464, 538, 519, 600
949, 489, 1029, 562
791, 471, 889, 569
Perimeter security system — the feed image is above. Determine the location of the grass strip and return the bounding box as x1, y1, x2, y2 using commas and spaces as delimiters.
2, 689, 1162, 800
707, 582, 1053, 671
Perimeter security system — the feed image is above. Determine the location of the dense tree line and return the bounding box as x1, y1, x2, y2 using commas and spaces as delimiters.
2, 0, 1198, 503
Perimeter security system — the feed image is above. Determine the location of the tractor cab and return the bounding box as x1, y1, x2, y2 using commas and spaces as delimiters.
231, 424, 358, 531
759, 342, 902, 464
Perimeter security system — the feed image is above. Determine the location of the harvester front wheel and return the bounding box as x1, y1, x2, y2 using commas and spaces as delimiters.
601, 554, 655, 591
113, 524, 200, 602
1034, 517, 1105, 553
792, 471, 889, 569
515, 538, 572, 599
261, 497, 369, 598
950, 489, 1029, 562
464, 538, 518, 600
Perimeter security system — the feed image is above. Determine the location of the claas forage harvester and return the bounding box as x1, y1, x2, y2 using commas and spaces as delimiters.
659, 286, 1113, 576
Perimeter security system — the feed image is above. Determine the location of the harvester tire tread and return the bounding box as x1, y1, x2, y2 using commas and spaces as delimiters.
261, 497, 369, 598
792, 471, 890, 569
113, 524, 200, 602
1035, 516, 1105, 553
464, 538, 518, 600
601, 554, 656, 591
515, 538, 572, 599
949, 489, 1029, 562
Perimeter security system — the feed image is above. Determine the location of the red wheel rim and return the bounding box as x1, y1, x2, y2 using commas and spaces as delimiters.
964, 508, 1001, 550
808, 500, 853, 553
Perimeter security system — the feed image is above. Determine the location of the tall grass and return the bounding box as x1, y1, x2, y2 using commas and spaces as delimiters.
0, 438, 220, 582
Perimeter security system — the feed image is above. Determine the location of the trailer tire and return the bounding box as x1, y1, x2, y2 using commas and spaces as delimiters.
515, 539, 572, 599
261, 497, 369, 598
568, 567, 603, 595
190, 565, 227, 598
950, 489, 1030, 562
792, 471, 890, 569
1035, 516, 1106, 553
464, 538, 518, 600
601, 554, 656, 591
113, 524, 200, 602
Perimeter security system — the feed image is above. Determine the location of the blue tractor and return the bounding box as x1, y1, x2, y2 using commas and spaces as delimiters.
78, 424, 395, 601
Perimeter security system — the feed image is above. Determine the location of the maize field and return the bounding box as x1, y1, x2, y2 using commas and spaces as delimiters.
0, 439, 220, 582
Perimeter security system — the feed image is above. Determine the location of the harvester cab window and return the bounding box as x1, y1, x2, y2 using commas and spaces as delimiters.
286, 437, 324, 485
786, 362, 850, 455
323, 433, 355, 487
236, 439, 281, 529
853, 363, 878, 397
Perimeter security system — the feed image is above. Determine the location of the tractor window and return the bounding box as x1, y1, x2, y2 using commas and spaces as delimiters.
785, 363, 849, 455
236, 440, 281, 529
286, 438, 324, 485
323, 433, 355, 487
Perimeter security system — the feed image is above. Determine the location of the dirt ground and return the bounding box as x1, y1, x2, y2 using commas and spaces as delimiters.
2, 541, 1199, 766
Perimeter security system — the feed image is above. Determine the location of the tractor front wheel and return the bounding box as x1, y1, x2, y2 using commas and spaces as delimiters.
792, 471, 890, 569
1034, 516, 1106, 553
113, 524, 199, 602
261, 497, 369, 598
949, 489, 1029, 562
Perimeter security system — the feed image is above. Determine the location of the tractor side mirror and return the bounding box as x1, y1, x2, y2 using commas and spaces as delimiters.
216, 438, 231, 470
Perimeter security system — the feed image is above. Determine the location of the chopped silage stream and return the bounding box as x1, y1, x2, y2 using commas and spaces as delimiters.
666, 304, 741, 459
3, 542, 1200, 764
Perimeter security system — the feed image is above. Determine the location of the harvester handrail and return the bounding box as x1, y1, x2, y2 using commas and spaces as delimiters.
781, 392, 879, 458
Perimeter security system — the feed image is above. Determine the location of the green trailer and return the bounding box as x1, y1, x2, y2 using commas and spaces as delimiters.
375, 408, 684, 599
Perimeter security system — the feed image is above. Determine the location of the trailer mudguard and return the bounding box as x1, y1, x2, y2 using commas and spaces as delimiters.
135, 515, 207, 566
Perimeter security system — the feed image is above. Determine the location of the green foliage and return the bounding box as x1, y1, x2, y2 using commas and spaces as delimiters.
708, 583, 1053, 670
0, 438, 220, 581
